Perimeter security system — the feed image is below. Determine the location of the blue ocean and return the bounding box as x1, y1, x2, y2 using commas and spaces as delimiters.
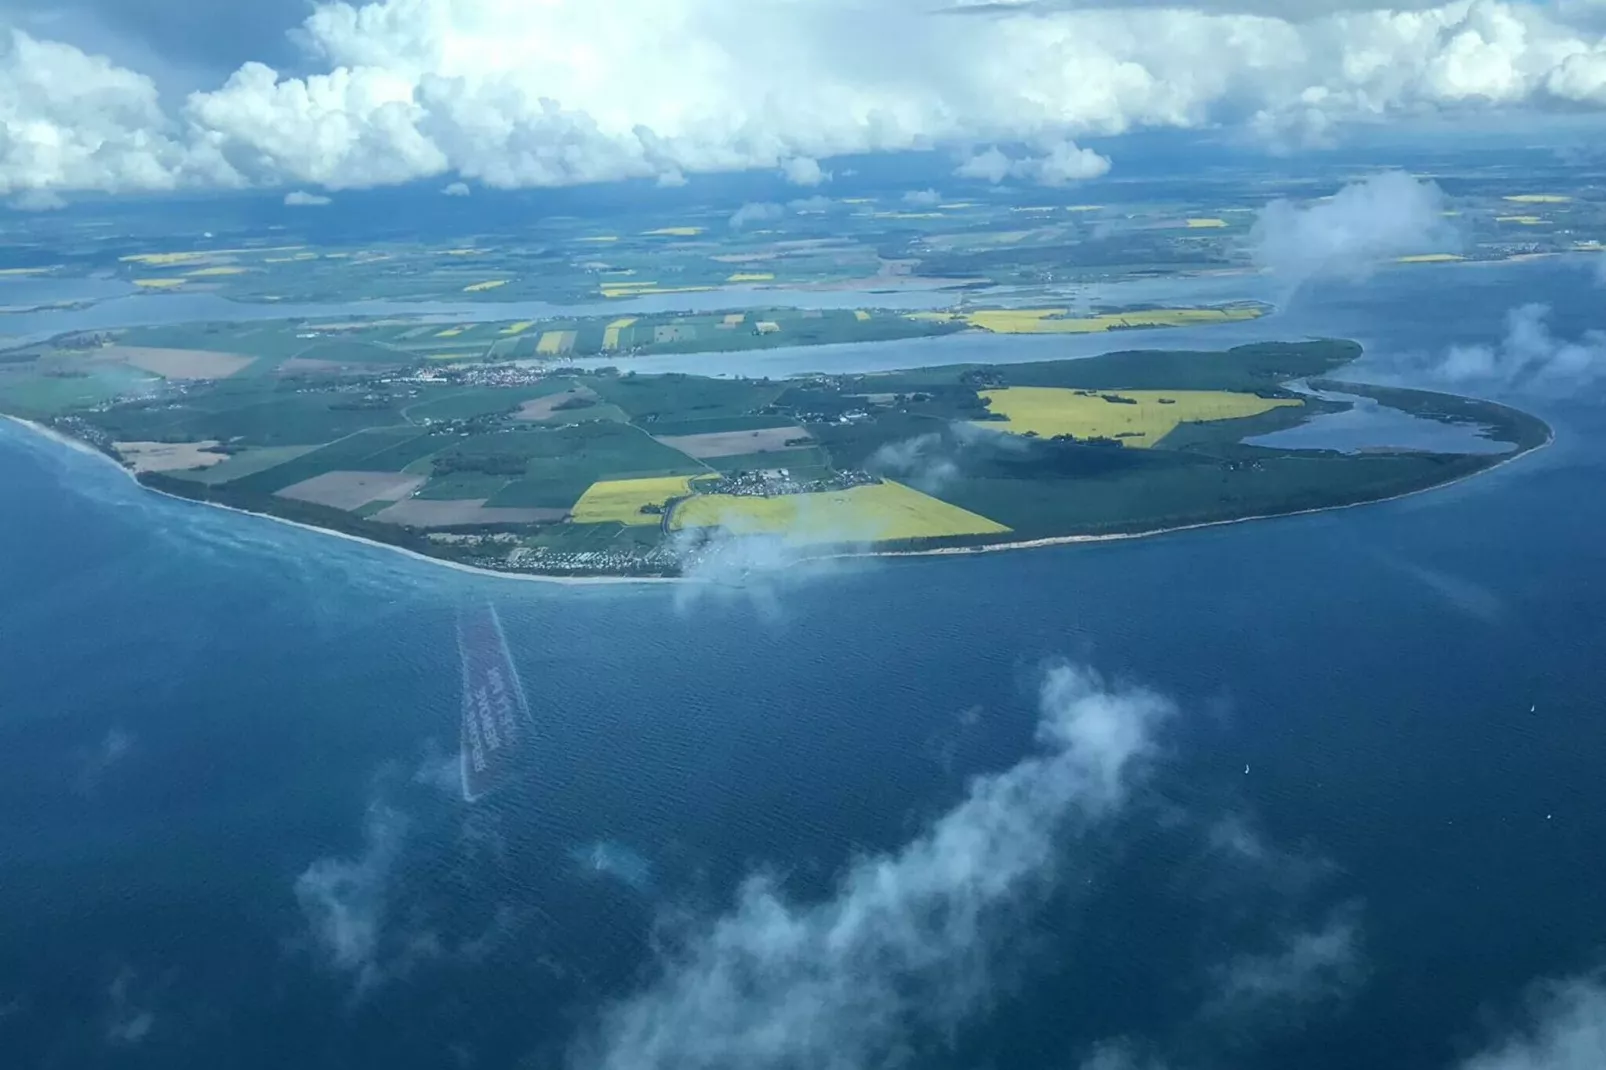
3, 261, 1605, 1069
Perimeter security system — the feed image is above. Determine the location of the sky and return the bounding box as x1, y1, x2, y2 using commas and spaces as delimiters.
5, 0, 1606, 199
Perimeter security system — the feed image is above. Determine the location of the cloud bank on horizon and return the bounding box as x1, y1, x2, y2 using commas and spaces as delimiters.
6, 0, 1606, 198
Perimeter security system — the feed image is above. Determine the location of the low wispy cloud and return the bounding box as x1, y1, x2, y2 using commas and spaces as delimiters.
1250, 172, 1455, 286
9, 189, 66, 211
867, 421, 1026, 494
670, 526, 861, 619
903, 188, 943, 207
728, 201, 785, 230
103, 967, 156, 1047
72, 727, 135, 797
572, 664, 1173, 1070
787, 195, 835, 214
441, 181, 471, 197
284, 190, 332, 207
1459, 975, 1606, 1070
294, 799, 409, 992
1428, 304, 1606, 394
1209, 908, 1364, 1017
956, 140, 1111, 185
868, 432, 959, 493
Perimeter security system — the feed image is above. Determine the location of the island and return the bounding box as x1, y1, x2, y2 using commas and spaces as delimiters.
0, 327, 1548, 578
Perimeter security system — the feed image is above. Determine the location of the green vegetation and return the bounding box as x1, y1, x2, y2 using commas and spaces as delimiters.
0, 333, 1548, 577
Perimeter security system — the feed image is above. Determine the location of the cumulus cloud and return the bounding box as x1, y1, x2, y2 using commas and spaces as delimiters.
1460, 975, 1606, 1070
903, 188, 943, 207
441, 180, 471, 196
573, 663, 1173, 1070
294, 800, 408, 991
727, 201, 785, 230
1429, 303, 1606, 393
1250, 171, 1455, 284
283, 189, 332, 206
780, 156, 829, 187
955, 141, 1111, 185
12, 0, 1606, 195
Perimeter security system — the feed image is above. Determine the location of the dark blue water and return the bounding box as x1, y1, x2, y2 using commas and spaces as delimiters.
4, 267, 1606, 1069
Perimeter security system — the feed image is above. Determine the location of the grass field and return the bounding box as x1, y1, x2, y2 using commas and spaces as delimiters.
571, 476, 694, 525
977, 387, 1302, 447
919, 306, 1264, 334
671, 480, 1009, 543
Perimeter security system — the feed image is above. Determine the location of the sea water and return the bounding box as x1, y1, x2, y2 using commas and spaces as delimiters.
2, 263, 1605, 1069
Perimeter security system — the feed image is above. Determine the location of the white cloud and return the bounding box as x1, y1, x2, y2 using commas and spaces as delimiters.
575, 663, 1173, 1070
955, 141, 1112, 185
283, 189, 332, 206
780, 155, 829, 187
727, 201, 785, 230
1430, 303, 1606, 393
1460, 976, 1606, 1070
1250, 171, 1455, 283
656, 167, 687, 187
903, 188, 942, 206
12, 0, 1606, 195
441, 179, 470, 196
294, 800, 408, 991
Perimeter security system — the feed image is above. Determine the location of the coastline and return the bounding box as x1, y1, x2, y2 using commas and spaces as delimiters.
3, 412, 1553, 585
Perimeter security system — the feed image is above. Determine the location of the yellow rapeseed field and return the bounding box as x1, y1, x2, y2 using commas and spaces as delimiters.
854, 310, 871, 321
463, 280, 509, 292
500, 321, 534, 335
727, 272, 774, 283
1503, 194, 1571, 204
956, 306, 1263, 334
670, 480, 1009, 543
1496, 215, 1544, 225
1184, 218, 1228, 228
121, 252, 208, 266
602, 318, 636, 349
185, 266, 248, 276
722, 313, 746, 326
535, 330, 577, 355
1395, 253, 1465, 263
642, 227, 704, 237
975, 388, 1302, 447
572, 476, 695, 525
133, 278, 186, 289
600, 285, 715, 298
435, 327, 466, 338
576, 235, 619, 243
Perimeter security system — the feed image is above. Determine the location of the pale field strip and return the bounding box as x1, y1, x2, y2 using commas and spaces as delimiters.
105, 346, 256, 379
653, 426, 812, 459
276, 471, 427, 510
113, 440, 229, 473
372, 499, 567, 527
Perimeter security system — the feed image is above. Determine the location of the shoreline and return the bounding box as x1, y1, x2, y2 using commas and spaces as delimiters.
2, 413, 1553, 586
